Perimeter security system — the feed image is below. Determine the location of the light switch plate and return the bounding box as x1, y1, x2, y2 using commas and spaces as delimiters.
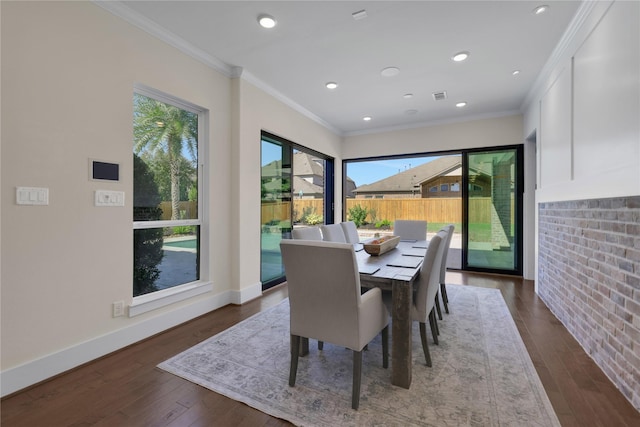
95, 190, 125, 207
16, 187, 49, 205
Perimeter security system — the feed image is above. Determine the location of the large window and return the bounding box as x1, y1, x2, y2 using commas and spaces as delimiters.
132, 89, 205, 302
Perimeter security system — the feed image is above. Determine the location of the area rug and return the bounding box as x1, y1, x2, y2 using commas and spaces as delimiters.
158, 285, 560, 426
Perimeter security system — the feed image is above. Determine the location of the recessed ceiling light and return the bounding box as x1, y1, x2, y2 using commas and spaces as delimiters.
403, 93, 414, 99
363, 116, 372, 121
257, 14, 277, 28
325, 82, 338, 90
512, 70, 521, 76
381, 67, 400, 77
452, 51, 469, 62
456, 102, 467, 108
352, 9, 367, 20
533, 5, 549, 15
405, 109, 418, 115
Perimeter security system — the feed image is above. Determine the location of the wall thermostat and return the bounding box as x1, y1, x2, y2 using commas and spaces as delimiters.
90, 159, 120, 182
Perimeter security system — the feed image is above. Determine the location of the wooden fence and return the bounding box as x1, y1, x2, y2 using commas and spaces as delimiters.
261, 198, 505, 224
159, 201, 198, 221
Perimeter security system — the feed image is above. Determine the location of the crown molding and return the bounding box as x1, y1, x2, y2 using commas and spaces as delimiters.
521, 0, 605, 111
92, 1, 234, 77
92, 1, 340, 135
343, 110, 522, 138
239, 70, 343, 136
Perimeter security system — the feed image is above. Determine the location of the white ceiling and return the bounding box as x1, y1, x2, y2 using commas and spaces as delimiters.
107, 1, 582, 135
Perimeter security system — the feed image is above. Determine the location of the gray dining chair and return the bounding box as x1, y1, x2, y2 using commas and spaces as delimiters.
393, 219, 427, 241
383, 230, 446, 366
292, 226, 322, 240
320, 223, 347, 242
280, 239, 389, 409
436, 224, 455, 317
340, 221, 360, 244
414, 229, 447, 365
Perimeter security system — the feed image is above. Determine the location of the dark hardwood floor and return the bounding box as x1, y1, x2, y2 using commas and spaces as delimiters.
2, 271, 639, 426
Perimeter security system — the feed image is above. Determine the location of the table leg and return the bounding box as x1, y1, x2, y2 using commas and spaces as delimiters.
391, 278, 412, 388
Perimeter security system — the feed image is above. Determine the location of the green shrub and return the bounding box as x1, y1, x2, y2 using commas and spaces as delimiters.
304, 212, 323, 225
375, 219, 392, 229
172, 225, 195, 235
348, 204, 369, 227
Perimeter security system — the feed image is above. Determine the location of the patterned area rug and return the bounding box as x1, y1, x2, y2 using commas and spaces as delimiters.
158, 285, 559, 426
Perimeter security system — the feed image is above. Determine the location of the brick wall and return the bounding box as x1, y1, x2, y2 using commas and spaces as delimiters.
538, 196, 640, 410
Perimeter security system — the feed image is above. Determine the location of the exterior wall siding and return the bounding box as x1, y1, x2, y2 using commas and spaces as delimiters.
538, 196, 640, 410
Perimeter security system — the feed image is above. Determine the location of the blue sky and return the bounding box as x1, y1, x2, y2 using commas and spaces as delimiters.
345, 157, 437, 187
261, 140, 439, 188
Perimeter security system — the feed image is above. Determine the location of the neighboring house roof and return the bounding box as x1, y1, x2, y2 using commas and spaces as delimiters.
262, 176, 323, 196
262, 151, 356, 196
293, 176, 323, 195
354, 156, 461, 194
293, 151, 324, 177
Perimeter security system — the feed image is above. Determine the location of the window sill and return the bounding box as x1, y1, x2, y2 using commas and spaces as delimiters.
129, 281, 213, 317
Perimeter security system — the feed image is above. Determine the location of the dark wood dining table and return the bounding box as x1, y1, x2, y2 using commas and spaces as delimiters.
355, 239, 428, 389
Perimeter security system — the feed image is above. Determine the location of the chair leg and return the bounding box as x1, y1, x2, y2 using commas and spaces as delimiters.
352, 350, 363, 410
419, 322, 432, 367
435, 293, 443, 320
300, 337, 309, 356
441, 282, 449, 314
382, 326, 389, 369
289, 335, 300, 386
429, 310, 439, 345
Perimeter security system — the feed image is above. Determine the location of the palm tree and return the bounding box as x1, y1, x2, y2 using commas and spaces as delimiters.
133, 94, 197, 220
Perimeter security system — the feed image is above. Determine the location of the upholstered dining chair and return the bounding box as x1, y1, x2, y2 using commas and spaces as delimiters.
292, 226, 322, 240
383, 230, 446, 367
280, 239, 390, 410
393, 219, 427, 241
340, 221, 360, 244
320, 223, 347, 242
436, 224, 455, 317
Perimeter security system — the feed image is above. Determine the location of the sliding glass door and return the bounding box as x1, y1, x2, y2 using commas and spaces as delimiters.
343, 145, 523, 275
463, 146, 523, 274
260, 132, 334, 290
260, 139, 291, 288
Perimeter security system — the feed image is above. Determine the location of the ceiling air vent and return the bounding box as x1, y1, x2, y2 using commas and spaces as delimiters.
432, 91, 447, 101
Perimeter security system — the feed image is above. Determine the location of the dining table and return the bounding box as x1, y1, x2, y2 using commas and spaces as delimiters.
354, 239, 428, 389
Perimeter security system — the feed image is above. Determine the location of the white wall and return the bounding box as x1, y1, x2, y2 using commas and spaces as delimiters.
0, 1, 232, 394
343, 115, 523, 159
524, 0, 640, 203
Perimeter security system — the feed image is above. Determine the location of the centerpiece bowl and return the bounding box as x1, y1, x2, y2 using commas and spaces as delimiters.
363, 235, 400, 256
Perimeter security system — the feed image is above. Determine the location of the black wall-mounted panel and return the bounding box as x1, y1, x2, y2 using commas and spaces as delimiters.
92, 161, 119, 181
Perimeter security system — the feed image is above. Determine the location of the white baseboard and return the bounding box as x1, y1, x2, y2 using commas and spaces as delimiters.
231, 281, 263, 304
0, 290, 235, 397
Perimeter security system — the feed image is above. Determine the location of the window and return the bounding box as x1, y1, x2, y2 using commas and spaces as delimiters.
440, 184, 449, 192
260, 132, 333, 290
430, 186, 438, 192
132, 88, 207, 307
451, 182, 460, 192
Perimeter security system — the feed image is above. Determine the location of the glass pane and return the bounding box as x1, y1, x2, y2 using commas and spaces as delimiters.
260, 140, 291, 284
292, 149, 325, 227
344, 155, 462, 268
133, 93, 198, 221
134, 226, 199, 297
466, 149, 517, 271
